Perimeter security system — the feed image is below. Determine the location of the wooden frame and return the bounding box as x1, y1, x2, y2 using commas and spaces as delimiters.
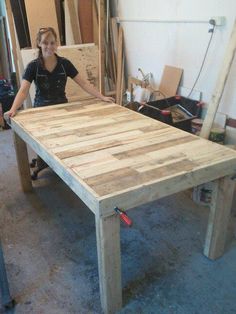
98, 0, 105, 94
200, 20, 236, 139
7, 100, 236, 313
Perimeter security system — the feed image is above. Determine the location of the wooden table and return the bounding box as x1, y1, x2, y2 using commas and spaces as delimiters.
9, 100, 236, 313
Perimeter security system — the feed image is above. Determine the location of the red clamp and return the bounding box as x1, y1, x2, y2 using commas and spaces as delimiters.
114, 207, 132, 227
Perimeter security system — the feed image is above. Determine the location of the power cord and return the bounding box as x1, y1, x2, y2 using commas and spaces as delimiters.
187, 22, 216, 98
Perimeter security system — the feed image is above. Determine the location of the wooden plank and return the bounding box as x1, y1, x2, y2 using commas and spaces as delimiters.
13, 132, 32, 192
119, 57, 125, 105
95, 213, 122, 314
200, 20, 236, 139
5, 0, 20, 86
54, 0, 64, 44
92, 0, 99, 45
64, 0, 82, 45
24, 0, 60, 47
158, 65, 183, 98
99, 157, 236, 217
116, 26, 123, 105
10, 101, 236, 218
78, 0, 93, 43
204, 175, 235, 259
110, 17, 118, 58
20, 44, 99, 105
109, 18, 117, 84
0, 17, 11, 80
10, 0, 31, 48
10, 118, 100, 214
98, 0, 105, 94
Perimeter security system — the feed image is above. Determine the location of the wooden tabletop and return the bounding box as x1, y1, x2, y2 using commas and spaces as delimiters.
10, 100, 236, 216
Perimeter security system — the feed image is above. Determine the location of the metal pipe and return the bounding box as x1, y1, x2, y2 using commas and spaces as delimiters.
116, 17, 209, 24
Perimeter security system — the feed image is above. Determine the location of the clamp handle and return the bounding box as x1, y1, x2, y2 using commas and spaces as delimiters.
114, 207, 132, 227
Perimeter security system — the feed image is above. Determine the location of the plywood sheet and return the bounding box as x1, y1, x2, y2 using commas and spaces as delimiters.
159, 65, 183, 98
24, 0, 60, 47
20, 44, 99, 105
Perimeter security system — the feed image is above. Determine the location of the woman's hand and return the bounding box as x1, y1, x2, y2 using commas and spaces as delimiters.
101, 96, 115, 103
4, 109, 17, 119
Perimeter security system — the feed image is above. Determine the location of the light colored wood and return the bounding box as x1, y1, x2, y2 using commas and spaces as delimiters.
109, 18, 117, 84
128, 76, 146, 92
11, 118, 99, 214
158, 65, 183, 99
200, 19, 236, 139
24, 0, 61, 47
119, 57, 125, 105
98, 0, 105, 94
96, 213, 122, 314
116, 26, 123, 105
10, 101, 236, 217
20, 44, 99, 106
204, 175, 235, 259
9, 100, 236, 312
64, 0, 82, 45
110, 17, 118, 57
13, 132, 32, 192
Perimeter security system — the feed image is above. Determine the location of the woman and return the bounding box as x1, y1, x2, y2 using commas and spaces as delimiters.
6, 27, 114, 179
7, 26, 114, 117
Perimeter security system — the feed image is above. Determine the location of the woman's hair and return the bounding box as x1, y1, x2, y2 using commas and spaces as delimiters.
36, 27, 57, 67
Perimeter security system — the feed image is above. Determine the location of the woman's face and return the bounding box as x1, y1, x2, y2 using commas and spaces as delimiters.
38, 32, 57, 58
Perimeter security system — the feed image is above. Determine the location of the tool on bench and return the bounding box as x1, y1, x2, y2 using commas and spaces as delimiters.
114, 207, 133, 227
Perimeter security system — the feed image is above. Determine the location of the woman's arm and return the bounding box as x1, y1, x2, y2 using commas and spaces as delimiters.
73, 74, 115, 102
6, 80, 31, 117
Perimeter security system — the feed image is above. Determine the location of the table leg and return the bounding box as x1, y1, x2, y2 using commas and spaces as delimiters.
204, 175, 235, 259
95, 213, 122, 314
13, 132, 32, 192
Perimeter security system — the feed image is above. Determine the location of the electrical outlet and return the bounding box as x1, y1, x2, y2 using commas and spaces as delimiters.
210, 16, 226, 26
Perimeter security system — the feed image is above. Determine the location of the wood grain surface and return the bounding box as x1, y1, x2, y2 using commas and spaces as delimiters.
11, 100, 236, 215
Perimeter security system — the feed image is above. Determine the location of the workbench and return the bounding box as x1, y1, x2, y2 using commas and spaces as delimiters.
9, 100, 236, 314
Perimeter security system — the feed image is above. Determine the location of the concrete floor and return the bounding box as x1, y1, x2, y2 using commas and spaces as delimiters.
0, 128, 236, 314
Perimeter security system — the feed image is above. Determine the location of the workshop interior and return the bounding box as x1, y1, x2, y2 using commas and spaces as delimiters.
0, 1, 236, 313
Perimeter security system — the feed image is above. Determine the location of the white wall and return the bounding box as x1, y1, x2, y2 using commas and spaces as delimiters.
0, 1, 6, 16
116, 0, 236, 120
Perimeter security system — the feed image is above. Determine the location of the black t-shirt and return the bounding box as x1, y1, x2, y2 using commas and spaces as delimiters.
23, 55, 78, 107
